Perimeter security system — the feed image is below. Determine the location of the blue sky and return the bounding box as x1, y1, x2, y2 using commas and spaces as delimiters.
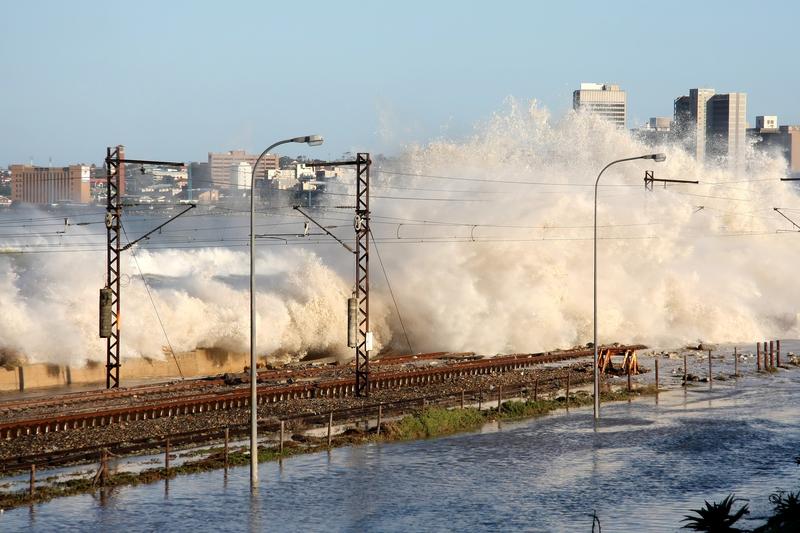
1, 0, 797, 166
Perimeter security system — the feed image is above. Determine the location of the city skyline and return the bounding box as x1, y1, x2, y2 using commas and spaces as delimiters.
1, 0, 799, 167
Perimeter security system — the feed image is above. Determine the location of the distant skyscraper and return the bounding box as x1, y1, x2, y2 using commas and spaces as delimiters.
208, 150, 278, 191
673, 88, 746, 166
749, 115, 800, 176
572, 83, 627, 128
673, 88, 715, 161
706, 92, 747, 167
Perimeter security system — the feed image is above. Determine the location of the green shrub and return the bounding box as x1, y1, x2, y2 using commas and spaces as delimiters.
682, 494, 749, 532
753, 490, 800, 532
384, 408, 485, 440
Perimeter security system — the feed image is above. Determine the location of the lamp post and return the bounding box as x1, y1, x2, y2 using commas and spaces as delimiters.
593, 153, 665, 420
250, 135, 323, 490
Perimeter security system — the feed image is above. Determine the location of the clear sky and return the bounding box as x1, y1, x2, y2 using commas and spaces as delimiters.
1, 0, 797, 166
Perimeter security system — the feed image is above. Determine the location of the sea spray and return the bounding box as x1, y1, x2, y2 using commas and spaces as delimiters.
352, 100, 800, 353
1, 99, 799, 363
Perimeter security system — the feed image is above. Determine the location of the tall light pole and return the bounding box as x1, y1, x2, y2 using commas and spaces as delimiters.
593, 153, 665, 420
250, 135, 323, 490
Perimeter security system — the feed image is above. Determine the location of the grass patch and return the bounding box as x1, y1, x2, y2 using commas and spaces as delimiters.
383, 407, 485, 440
382, 385, 659, 441
498, 399, 557, 419
494, 385, 657, 421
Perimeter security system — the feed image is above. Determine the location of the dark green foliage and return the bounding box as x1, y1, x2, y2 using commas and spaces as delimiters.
682, 494, 749, 532
498, 399, 554, 418
383, 407, 486, 440
753, 490, 800, 532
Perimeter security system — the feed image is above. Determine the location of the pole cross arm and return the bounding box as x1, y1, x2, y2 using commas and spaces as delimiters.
107, 158, 185, 167
304, 159, 361, 167
121, 204, 196, 250
644, 170, 699, 191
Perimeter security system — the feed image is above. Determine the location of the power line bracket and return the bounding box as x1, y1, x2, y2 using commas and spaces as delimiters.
644, 170, 699, 191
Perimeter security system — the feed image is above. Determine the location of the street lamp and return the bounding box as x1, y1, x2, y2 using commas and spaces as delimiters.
250, 135, 323, 489
593, 153, 665, 420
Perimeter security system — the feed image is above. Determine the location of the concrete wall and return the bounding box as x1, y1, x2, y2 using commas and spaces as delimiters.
0, 349, 249, 392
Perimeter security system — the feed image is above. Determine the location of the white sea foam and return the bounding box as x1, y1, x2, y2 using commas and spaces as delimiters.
1, 99, 797, 364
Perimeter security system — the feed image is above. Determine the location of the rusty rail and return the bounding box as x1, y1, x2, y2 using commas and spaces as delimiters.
0, 351, 458, 413
0, 345, 641, 440
2, 373, 578, 473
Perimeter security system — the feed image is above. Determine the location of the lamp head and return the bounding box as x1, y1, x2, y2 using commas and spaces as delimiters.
291, 135, 324, 146
644, 153, 667, 162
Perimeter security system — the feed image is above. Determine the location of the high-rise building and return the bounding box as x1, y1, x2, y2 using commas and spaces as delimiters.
749, 115, 800, 176
572, 83, 627, 128
706, 93, 747, 166
208, 150, 278, 191
10, 164, 91, 204
673, 88, 746, 166
781, 126, 800, 175
673, 88, 715, 160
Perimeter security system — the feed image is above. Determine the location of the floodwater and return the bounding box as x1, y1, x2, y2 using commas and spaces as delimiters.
2, 346, 800, 532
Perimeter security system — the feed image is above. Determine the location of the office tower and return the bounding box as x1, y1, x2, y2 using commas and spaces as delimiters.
572, 83, 627, 128
706, 92, 747, 166
673, 88, 746, 166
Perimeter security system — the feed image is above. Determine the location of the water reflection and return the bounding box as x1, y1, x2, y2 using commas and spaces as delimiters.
248, 491, 262, 533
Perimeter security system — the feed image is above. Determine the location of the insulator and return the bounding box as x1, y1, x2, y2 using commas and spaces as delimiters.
347, 297, 358, 348
99, 287, 113, 338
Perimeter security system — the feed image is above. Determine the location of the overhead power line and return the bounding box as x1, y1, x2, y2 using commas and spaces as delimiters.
369, 228, 413, 354
121, 223, 184, 379
376, 168, 644, 187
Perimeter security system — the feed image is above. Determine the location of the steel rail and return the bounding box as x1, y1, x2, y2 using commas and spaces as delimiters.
2, 374, 575, 473
0, 352, 453, 413
0, 346, 641, 440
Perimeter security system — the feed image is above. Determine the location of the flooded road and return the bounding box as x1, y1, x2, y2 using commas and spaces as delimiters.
3, 347, 799, 532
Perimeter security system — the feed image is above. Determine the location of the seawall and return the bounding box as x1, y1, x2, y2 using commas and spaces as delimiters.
0, 349, 249, 392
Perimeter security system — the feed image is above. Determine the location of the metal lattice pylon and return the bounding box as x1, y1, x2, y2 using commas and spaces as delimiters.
102, 147, 185, 388
105, 146, 123, 388
354, 153, 371, 396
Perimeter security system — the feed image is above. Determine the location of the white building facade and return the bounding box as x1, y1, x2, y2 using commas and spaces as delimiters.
572, 82, 627, 128
231, 161, 252, 190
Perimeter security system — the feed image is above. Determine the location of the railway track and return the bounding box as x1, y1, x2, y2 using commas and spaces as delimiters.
0, 345, 643, 441
1, 377, 570, 473
0, 351, 455, 414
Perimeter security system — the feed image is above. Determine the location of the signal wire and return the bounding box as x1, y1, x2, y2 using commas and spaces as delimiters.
369, 228, 414, 354
121, 223, 184, 380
